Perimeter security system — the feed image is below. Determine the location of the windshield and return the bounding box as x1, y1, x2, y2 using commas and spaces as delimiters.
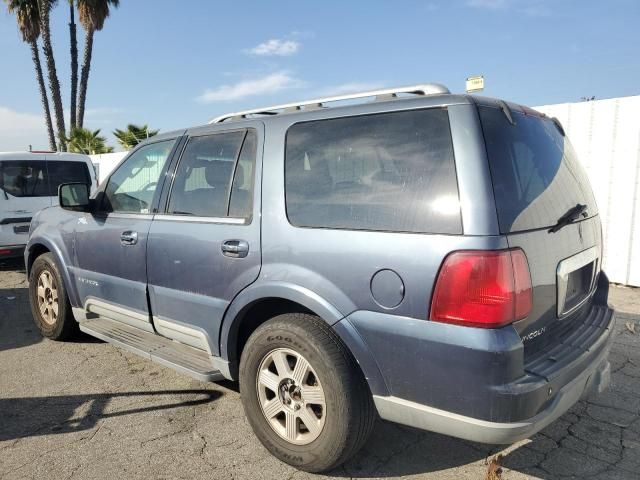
479, 106, 598, 233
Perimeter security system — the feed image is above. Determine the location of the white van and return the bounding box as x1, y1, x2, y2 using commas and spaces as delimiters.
0, 152, 97, 258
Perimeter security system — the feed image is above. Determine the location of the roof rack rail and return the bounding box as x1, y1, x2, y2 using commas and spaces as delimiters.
209, 83, 450, 124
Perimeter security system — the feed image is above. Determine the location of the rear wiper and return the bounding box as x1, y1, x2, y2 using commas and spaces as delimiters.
548, 204, 588, 233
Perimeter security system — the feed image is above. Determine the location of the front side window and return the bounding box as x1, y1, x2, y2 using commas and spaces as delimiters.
168, 129, 256, 219
102, 140, 175, 213
285, 108, 461, 234
0, 160, 49, 197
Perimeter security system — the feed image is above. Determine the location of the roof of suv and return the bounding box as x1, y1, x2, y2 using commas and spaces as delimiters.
139, 84, 545, 145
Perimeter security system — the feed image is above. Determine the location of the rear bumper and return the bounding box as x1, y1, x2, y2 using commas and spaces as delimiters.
0, 244, 26, 258
338, 300, 613, 444
373, 339, 611, 444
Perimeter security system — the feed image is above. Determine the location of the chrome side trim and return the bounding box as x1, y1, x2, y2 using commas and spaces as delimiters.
153, 214, 247, 225
101, 213, 152, 220
557, 246, 599, 317
153, 316, 212, 355
84, 297, 154, 333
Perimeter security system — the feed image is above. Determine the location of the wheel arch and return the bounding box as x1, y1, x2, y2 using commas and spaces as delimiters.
26, 238, 79, 307
218, 282, 389, 397
220, 282, 345, 377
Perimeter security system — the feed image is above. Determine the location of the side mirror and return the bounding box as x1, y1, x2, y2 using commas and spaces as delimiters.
59, 183, 91, 211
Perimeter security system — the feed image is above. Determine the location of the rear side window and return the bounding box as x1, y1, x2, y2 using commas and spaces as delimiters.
479, 106, 598, 233
285, 108, 461, 234
0, 160, 90, 198
168, 129, 255, 219
46, 161, 91, 195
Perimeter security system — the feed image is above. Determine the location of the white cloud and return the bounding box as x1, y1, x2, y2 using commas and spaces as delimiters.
246, 39, 300, 57
0, 106, 49, 151
197, 72, 303, 103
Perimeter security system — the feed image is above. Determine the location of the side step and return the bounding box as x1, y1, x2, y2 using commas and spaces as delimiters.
79, 318, 225, 382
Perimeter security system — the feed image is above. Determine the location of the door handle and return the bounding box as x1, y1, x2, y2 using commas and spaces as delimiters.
120, 231, 138, 246
221, 239, 249, 258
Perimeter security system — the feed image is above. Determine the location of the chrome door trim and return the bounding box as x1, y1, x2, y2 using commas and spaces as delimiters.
84, 297, 154, 333
153, 214, 247, 225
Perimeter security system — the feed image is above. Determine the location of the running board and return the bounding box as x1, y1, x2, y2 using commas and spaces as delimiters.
79, 318, 225, 382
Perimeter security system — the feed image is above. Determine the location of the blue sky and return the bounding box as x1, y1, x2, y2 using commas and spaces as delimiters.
1, 0, 639, 151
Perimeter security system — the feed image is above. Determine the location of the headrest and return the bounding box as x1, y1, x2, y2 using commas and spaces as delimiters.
205, 160, 234, 187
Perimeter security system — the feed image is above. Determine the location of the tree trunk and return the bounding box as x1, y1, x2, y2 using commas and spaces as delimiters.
30, 40, 56, 151
38, 0, 66, 151
77, 28, 94, 129
69, 3, 78, 130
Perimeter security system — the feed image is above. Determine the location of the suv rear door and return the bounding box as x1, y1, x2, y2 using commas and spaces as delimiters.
146, 123, 262, 355
477, 103, 602, 357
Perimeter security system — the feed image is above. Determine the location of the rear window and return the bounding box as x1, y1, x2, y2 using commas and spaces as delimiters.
284, 108, 461, 234
0, 160, 90, 198
479, 106, 598, 233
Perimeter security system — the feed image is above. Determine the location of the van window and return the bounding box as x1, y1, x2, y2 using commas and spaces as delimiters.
0, 160, 90, 197
285, 108, 461, 234
168, 130, 255, 219
46, 161, 91, 195
478, 106, 598, 233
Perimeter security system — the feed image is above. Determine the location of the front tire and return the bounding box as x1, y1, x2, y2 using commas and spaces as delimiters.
29, 253, 78, 340
239, 313, 375, 472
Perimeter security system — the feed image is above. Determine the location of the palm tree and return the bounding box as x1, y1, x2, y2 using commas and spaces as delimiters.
4, 0, 56, 150
113, 124, 159, 149
64, 127, 113, 154
37, 0, 67, 150
76, 0, 119, 128
68, 0, 78, 129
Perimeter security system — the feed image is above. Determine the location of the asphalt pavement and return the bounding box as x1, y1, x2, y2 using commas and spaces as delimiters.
1, 256, 640, 480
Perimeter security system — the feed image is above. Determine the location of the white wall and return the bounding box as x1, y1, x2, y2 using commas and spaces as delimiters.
89, 151, 127, 184
534, 95, 640, 286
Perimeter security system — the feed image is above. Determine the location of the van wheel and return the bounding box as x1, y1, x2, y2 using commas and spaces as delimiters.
29, 253, 78, 340
239, 313, 375, 472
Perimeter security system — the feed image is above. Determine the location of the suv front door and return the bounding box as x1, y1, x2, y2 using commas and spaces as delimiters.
146, 125, 262, 354
71, 138, 179, 332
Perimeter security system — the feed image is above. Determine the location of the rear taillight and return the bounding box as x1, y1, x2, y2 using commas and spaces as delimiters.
430, 249, 532, 328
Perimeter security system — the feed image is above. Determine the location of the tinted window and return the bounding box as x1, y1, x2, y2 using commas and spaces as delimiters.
46, 161, 91, 195
0, 160, 49, 197
0, 160, 89, 198
285, 109, 461, 234
103, 140, 174, 213
479, 106, 598, 233
168, 130, 254, 219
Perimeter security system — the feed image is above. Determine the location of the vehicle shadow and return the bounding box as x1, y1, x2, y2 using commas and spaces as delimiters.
0, 267, 99, 353
0, 260, 39, 352
0, 256, 26, 273
0, 389, 222, 442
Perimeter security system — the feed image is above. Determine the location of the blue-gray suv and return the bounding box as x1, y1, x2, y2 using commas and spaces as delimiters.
26, 84, 614, 472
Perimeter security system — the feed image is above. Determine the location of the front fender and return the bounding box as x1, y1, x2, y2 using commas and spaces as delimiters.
26, 215, 79, 307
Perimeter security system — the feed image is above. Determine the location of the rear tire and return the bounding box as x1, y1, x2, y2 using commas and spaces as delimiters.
29, 253, 78, 340
239, 313, 375, 472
